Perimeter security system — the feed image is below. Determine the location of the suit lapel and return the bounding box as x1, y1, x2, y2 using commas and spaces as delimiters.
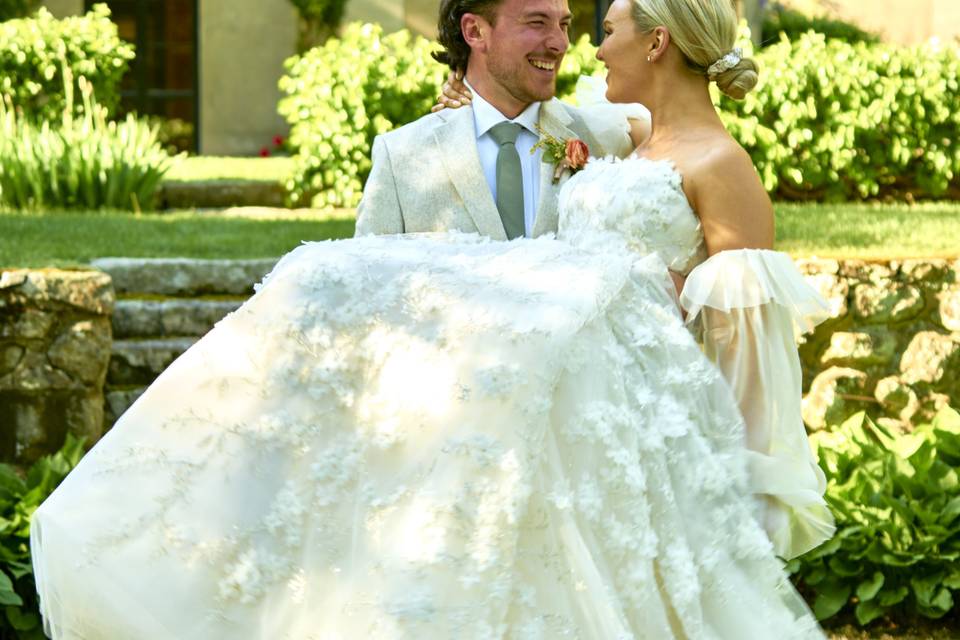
432, 107, 507, 240
532, 99, 578, 237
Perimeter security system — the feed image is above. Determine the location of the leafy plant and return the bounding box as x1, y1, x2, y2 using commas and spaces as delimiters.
0, 67, 179, 211
281, 21, 960, 206
717, 31, 960, 201
0, 4, 134, 122
761, 4, 880, 48
789, 408, 960, 626
278, 23, 601, 209
0, 435, 85, 639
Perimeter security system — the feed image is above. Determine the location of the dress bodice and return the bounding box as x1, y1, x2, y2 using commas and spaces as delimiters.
558, 156, 707, 275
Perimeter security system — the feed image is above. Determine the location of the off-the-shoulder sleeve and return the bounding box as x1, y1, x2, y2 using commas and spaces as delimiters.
574, 76, 650, 158
679, 249, 836, 560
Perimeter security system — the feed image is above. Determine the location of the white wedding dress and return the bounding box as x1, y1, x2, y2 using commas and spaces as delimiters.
32, 156, 832, 639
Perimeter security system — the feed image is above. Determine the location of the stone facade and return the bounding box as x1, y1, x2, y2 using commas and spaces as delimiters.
0, 270, 114, 465
798, 259, 960, 432
2, 259, 957, 465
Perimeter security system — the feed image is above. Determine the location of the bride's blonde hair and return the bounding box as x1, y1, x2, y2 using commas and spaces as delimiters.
630, 0, 759, 99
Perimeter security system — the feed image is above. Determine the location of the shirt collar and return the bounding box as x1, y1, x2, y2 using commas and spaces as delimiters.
467, 80, 541, 139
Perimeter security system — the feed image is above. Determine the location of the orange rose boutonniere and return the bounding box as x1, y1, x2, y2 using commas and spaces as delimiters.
533, 127, 590, 183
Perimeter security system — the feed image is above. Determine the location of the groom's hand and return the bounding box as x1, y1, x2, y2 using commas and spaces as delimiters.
669, 270, 688, 320
432, 70, 473, 112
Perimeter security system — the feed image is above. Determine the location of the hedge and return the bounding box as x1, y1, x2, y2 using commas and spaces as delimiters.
719, 33, 960, 202
0, 3, 134, 122
278, 23, 600, 209
281, 23, 960, 207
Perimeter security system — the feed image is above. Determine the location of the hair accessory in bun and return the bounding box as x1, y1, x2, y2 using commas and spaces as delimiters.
707, 48, 743, 79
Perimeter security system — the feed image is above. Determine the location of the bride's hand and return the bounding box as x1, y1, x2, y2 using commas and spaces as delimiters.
431, 70, 473, 112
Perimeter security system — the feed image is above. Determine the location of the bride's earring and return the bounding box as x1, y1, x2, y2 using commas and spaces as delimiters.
646, 55, 652, 62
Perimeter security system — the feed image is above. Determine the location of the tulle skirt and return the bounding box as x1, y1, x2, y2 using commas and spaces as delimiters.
32, 233, 825, 639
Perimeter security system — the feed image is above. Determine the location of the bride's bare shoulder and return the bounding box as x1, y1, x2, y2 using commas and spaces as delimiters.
683, 134, 774, 253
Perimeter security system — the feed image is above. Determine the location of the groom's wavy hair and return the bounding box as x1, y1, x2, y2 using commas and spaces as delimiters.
433, 0, 504, 72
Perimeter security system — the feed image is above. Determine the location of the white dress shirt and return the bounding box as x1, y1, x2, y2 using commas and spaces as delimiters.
468, 85, 543, 238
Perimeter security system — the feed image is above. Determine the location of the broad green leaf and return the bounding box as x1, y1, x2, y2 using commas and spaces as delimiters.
0, 465, 26, 503
911, 572, 945, 607
877, 585, 909, 607
944, 571, 960, 589
895, 433, 926, 459
917, 587, 953, 619
5, 560, 32, 580
854, 598, 885, 626
5, 605, 39, 631
828, 556, 862, 578
856, 571, 885, 601
813, 581, 851, 620
933, 407, 960, 434
0, 571, 23, 607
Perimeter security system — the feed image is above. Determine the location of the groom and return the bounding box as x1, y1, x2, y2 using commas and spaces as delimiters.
354, 0, 634, 239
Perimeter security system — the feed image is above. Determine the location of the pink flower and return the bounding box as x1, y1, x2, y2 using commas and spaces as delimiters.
565, 139, 589, 170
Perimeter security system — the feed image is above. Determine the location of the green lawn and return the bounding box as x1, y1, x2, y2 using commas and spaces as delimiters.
0, 209, 355, 269
776, 202, 960, 260
1, 202, 957, 269
164, 156, 296, 183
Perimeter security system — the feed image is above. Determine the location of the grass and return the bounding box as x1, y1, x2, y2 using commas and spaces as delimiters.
163, 156, 295, 183
0, 202, 957, 269
0, 209, 355, 269
776, 202, 960, 260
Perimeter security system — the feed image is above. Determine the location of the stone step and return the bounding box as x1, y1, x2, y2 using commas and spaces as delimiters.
104, 386, 146, 427
159, 180, 287, 209
108, 337, 196, 386
113, 298, 244, 339
92, 257, 278, 297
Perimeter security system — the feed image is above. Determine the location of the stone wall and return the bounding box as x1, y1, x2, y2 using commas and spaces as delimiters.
797, 259, 959, 432
0, 270, 114, 466
1, 260, 957, 466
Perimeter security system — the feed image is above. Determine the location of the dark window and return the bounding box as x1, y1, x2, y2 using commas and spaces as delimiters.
86, 0, 200, 152
570, 0, 611, 44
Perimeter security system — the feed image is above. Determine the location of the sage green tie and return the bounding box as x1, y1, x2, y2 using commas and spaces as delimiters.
489, 122, 525, 240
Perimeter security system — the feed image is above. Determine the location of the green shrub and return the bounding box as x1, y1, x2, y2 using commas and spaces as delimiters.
282, 23, 960, 205
789, 408, 960, 626
0, 4, 134, 122
0, 435, 84, 639
761, 4, 879, 48
278, 23, 601, 209
0, 72, 178, 211
718, 33, 960, 201
0, 0, 38, 22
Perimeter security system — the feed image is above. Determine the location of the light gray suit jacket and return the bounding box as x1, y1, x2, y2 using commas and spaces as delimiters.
354, 99, 634, 240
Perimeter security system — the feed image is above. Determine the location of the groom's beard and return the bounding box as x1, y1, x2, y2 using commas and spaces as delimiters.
487, 48, 562, 105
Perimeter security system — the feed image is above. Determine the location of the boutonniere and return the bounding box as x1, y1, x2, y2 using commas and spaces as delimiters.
532, 127, 590, 183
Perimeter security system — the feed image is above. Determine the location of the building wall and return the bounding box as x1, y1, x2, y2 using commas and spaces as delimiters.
783, 0, 960, 44
344, 0, 404, 33
41, 0, 82, 18
199, 0, 298, 155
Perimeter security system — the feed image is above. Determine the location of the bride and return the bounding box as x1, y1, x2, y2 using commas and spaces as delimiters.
32, 0, 834, 638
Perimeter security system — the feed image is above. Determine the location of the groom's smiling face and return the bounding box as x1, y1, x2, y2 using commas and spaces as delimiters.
466, 0, 572, 114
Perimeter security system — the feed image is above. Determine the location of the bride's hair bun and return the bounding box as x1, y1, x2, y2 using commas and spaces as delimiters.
630, 0, 760, 101
713, 58, 759, 100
